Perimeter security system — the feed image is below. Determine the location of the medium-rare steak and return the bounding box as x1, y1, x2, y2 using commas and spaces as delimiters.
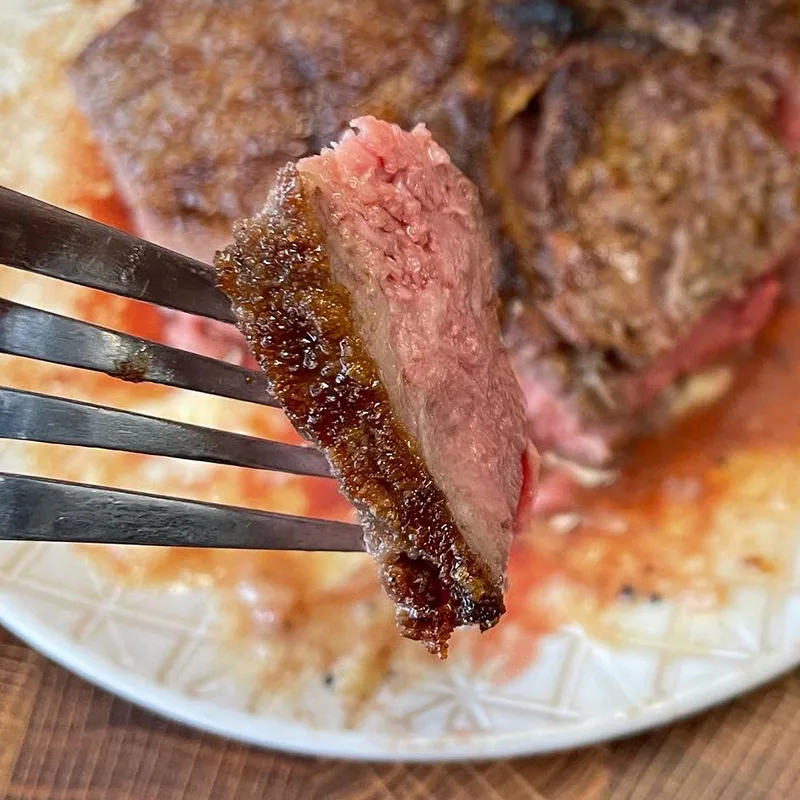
497, 42, 800, 466
215, 118, 535, 656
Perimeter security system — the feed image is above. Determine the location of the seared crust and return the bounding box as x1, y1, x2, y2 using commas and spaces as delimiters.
595, 0, 800, 69
215, 165, 506, 657
494, 41, 800, 463
69, 0, 583, 261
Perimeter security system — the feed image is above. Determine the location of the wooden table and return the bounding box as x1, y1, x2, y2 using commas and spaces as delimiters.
1, 626, 798, 800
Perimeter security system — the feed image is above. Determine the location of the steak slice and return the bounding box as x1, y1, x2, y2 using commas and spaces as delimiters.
215, 118, 535, 656
497, 43, 800, 467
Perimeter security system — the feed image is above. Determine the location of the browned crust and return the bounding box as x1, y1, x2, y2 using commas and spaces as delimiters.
214, 165, 505, 656
602, 0, 800, 69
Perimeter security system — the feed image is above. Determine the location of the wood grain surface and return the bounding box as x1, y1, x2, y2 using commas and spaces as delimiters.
1, 628, 799, 799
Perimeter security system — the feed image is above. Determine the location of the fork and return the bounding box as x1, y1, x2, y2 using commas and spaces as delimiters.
0, 186, 364, 552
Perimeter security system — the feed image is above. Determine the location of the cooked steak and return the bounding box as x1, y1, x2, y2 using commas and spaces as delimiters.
69, 0, 464, 261
497, 43, 800, 466
69, 0, 580, 264
215, 118, 535, 655
587, 1, 800, 147
72, 0, 800, 503
503, 45, 799, 363
70, 0, 308, 262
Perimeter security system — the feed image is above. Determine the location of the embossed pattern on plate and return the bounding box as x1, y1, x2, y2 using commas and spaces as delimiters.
2, 540, 800, 759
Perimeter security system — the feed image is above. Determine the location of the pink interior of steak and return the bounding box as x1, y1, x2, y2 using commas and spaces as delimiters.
297, 116, 534, 583
622, 276, 782, 413
516, 276, 782, 471
513, 357, 620, 467
514, 274, 783, 517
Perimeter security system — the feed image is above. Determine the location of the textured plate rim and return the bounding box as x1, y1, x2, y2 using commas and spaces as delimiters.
1, 594, 798, 761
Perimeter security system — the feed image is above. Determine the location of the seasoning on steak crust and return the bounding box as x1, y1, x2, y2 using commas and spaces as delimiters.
497, 43, 800, 468
215, 118, 535, 656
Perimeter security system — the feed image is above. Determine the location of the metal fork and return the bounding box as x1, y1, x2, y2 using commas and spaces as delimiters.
0, 186, 363, 552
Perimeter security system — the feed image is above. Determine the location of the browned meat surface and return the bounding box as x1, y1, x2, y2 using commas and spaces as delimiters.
69, 0, 462, 261
597, 0, 800, 69
497, 43, 800, 467
215, 119, 534, 656
503, 45, 799, 362
480, 1, 578, 81
585, 1, 800, 146
70, 1, 305, 261
69, 0, 582, 263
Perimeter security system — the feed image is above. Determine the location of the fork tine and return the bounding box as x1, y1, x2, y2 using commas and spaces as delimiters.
0, 186, 235, 322
0, 472, 363, 551
0, 388, 331, 478
0, 298, 278, 407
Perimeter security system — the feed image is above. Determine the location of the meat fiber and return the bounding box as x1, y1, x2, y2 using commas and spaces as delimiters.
497, 42, 800, 467
215, 118, 535, 656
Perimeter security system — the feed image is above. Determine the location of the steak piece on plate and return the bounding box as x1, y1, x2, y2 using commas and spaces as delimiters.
69, 0, 582, 264
69, 0, 468, 262
497, 43, 800, 470
584, 0, 800, 148
215, 118, 535, 656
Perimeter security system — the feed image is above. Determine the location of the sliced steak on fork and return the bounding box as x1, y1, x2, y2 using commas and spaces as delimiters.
216, 118, 536, 655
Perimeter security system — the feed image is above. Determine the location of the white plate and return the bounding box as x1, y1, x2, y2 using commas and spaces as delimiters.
2, 541, 800, 760
3, 0, 800, 762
